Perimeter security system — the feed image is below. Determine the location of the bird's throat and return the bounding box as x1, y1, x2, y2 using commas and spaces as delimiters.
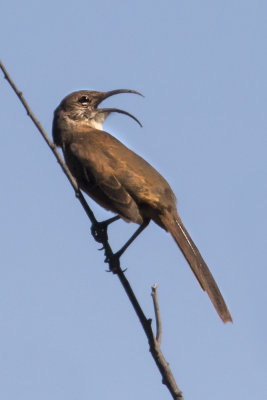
88, 119, 103, 130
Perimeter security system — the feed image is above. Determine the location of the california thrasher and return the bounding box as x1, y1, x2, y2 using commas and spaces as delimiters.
53, 89, 232, 323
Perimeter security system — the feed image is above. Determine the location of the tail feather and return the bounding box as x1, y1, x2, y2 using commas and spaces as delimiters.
161, 213, 232, 323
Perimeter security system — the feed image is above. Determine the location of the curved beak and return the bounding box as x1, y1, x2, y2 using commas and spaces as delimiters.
95, 89, 143, 127
96, 107, 142, 127
95, 89, 144, 106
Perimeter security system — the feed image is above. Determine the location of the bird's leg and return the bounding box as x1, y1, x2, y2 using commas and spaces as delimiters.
116, 218, 150, 257
91, 215, 121, 243
105, 219, 150, 271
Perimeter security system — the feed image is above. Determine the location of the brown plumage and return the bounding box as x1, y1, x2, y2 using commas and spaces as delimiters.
53, 89, 232, 323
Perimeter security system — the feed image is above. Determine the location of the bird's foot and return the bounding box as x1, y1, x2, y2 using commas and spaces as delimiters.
91, 221, 108, 244
104, 251, 121, 273
91, 216, 120, 244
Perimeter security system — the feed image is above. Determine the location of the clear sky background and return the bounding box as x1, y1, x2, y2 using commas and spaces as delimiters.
0, 1, 266, 399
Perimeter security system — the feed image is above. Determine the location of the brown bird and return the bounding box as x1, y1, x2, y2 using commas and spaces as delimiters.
53, 89, 232, 323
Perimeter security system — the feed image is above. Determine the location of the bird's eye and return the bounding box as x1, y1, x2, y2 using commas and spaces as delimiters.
78, 96, 91, 105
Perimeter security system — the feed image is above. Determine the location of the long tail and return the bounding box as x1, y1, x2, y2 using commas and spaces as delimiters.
160, 212, 232, 323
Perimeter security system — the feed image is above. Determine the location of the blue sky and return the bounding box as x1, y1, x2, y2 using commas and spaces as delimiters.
0, 1, 266, 399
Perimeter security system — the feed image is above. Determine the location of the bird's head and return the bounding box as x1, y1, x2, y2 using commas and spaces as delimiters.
54, 88, 142, 131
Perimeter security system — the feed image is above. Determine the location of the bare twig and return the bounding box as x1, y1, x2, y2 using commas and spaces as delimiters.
151, 284, 162, 344
0, 60, 97, 225
116, 271, 183, 399
0, 59, 184, 400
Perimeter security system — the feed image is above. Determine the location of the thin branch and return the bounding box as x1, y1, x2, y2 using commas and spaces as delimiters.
118, 270, 183, 399
0, 60, 97, 225
0, 59, 184, 400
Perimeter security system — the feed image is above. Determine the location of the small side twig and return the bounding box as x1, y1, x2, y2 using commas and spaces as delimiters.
151, 284, 162, 344
115, 269, 183, 399
0, 59, 184, 400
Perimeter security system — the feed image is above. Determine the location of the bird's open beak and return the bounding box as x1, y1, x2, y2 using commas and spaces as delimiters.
95, 89, 143, 127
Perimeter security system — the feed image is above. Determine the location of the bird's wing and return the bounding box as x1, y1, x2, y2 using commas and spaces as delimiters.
66, 140, 143, 224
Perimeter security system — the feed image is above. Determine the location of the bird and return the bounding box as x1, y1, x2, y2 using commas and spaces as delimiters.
52, 88, 232, 323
